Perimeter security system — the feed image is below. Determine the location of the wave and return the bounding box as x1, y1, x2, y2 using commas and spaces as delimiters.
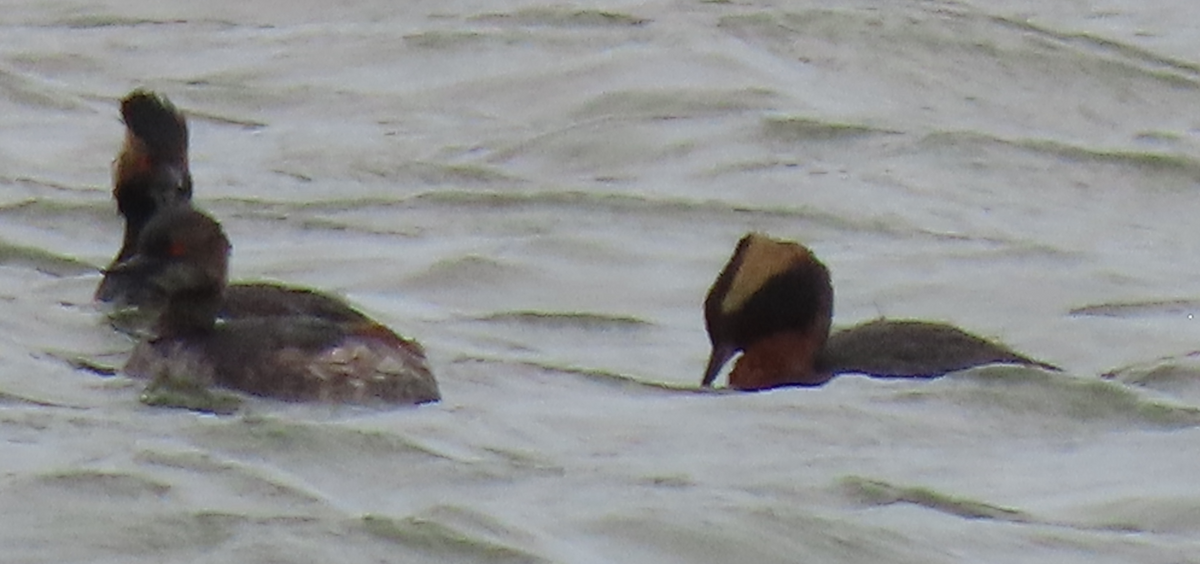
447, 356, 712, 395
467, 7, 649, 28
473, 310, 652, 331
360, 507, 546, 564
760, 115, 900, 143
840, 475, 1030, 522
1070, 298, 1200, 318
917, 131, 1200, 181
1103, 352, 1200, 404
718, 5, 1200, 90
212, 189, 975, 243
0, 238, 96, 277
892, 366, 1200, 430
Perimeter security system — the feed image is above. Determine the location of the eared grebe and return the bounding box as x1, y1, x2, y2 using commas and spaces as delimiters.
112, 206, 439, 405
702, 233, 1056, 391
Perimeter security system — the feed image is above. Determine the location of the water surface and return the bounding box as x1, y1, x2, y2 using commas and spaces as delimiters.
3, 1, 1200, 562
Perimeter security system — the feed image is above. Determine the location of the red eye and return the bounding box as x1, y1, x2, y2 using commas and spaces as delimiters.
169, 241, 187, 257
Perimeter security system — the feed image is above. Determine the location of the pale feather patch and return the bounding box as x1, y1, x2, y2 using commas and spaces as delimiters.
124, 340, 218, 387
720, 234, 813, 314
113, 131, 147, 188
305, 338, 438, 404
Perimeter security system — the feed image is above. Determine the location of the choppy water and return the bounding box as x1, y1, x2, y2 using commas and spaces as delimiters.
3, 0, 1200, 562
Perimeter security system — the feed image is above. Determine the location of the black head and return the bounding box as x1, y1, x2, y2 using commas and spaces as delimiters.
111, 206, 230, 293
105, 207, 231, 335
121, 89, 189, 162
701, 233, 833, 386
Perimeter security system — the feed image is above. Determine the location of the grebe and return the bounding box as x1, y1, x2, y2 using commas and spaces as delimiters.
112, 206, 439, 405
702, 233, 1057, 390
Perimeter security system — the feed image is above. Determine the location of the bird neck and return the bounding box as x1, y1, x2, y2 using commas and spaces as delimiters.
157, 285, 222, 337
728, 330, 832, 390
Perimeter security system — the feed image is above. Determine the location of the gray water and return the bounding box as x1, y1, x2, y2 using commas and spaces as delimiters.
3, 1, 1200, 562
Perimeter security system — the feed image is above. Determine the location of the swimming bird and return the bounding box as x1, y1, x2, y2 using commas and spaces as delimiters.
111, 206, 439, 405
702, 233, 1057, 391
